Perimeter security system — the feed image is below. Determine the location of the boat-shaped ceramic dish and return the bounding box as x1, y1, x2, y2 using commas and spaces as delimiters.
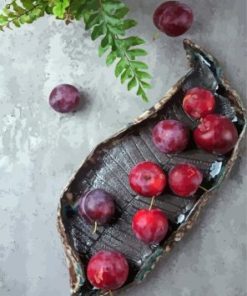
57, 39, 246, 296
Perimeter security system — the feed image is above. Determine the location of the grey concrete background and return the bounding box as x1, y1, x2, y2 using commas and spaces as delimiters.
0, 0, 246, 295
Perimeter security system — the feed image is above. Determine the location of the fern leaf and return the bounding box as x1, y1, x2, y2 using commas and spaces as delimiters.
52, 0, 70, 19
0, 0, 48, 30
81, 0, 152, 101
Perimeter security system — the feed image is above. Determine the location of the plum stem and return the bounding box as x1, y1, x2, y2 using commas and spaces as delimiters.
109, 290, 113, 296
92, 221, 98, 234
199, 185, 208, 192
149, 196, 155, 210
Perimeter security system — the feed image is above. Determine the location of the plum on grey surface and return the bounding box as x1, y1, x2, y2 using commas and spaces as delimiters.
49, 84, 80, 113
153, 1, 193, 37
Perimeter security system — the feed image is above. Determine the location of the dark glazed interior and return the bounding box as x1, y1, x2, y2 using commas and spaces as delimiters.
59, 42, 245, 296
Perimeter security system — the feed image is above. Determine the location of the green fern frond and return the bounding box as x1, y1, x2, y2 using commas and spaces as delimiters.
51, 0, 70, 19
0, 0, 48, 30
79, 0, 152, 101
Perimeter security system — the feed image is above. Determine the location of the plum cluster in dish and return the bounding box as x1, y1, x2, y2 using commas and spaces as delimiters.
76, 86, 238, 294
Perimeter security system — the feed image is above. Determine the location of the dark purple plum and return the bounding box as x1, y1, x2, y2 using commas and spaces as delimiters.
79, 189, 115, 225
152, 119, 189, 153
153, 1, 193, 37
49, 84, 80, 113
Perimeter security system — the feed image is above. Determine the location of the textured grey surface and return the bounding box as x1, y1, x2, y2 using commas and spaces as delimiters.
0, 0, 246, 295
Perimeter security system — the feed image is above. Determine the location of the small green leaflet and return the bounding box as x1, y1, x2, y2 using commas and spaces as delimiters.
52, 0, 70, 18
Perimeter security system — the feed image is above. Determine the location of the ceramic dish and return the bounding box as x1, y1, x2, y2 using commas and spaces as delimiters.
57, 39, 246, 296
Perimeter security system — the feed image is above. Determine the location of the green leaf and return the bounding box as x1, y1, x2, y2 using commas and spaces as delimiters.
104, 14, 121, 26
82, 0, 100, 11
3, 9, 16, 18
106, 51, 117, 65
137, 86, 148, 102
128, 48, 148, 58
137, 71, 152, 80
45, 5, 54, 15
108, 24, 124, 35
12, 18, 21, 27
103, 1, 126, 15
31, 7, 44, 18
91, 24, 105, 40
70, 0, 86, 19
12, 2, 26, 15
98, 44, 110, 57
115, 58, 126, 77
20, 0, 34, 10
85, 13, 102, 30
120, 69, 127, 84
127, 77, 137, 91
100, 34, 111, 48
114, 7, 129, 18
0, 15, 8, 25
121, 67, 132, 84
141, 92, 148, 102
131, 61, 148, 70
121, 36, 145, 49
121, 19, 137, 30
52, 0, 70, 19
19, 14, 31, 24
141, 81, 152, 89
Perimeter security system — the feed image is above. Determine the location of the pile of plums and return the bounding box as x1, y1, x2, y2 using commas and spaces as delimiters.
76, 86, 239, 294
